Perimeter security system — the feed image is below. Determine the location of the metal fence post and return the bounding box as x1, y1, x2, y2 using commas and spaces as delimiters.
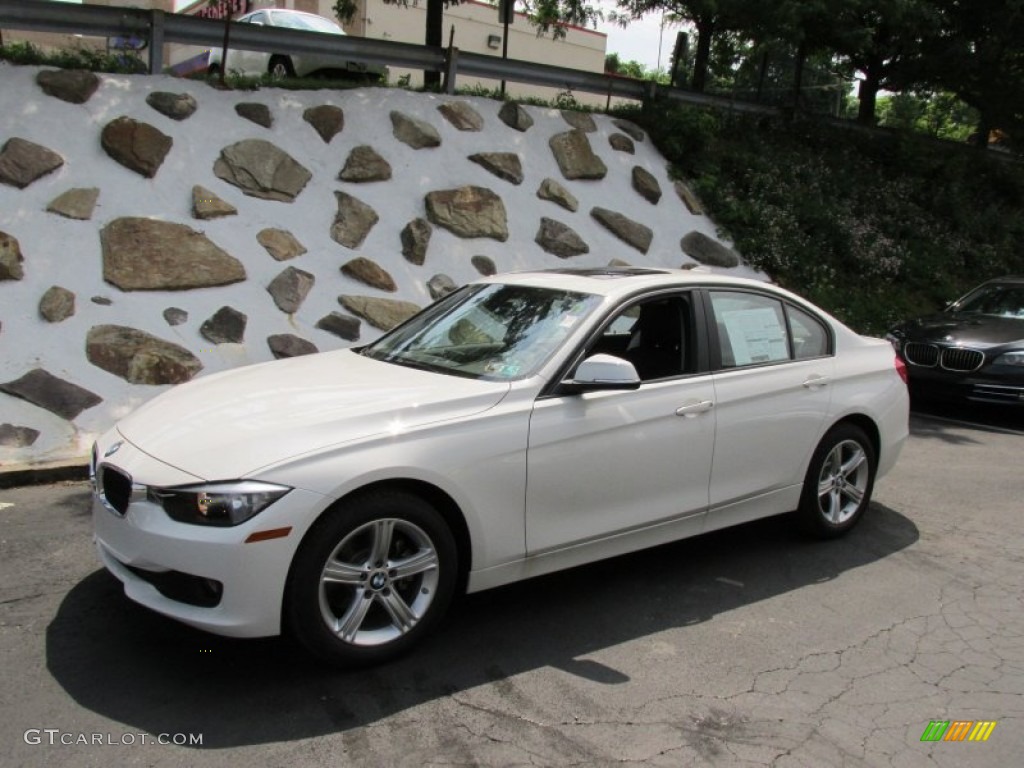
444, 46, 458, 94
148, 9, 164, 74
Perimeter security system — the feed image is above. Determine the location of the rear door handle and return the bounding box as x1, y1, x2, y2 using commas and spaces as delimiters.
675, 400, 714, 417
802, 375, 830, 389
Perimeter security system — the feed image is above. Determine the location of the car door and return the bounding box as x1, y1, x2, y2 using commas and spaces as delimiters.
232, 12, 268, 75
525, 292, 715, 554
704, 289, 835, 530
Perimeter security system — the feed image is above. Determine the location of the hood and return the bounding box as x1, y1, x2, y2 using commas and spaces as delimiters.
895, 312, 1024, 347
116, 350, 510, 480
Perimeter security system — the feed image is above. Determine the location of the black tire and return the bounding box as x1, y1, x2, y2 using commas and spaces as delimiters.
285, 488, 457, 666
796, 424, 876, 539
268, 55, 295, 79
206, 64, 221, 79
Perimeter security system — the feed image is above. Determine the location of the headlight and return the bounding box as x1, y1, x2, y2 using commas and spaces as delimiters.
148, 481, 291, 527
885, 332, 902, 354
994, 351, 1024, 367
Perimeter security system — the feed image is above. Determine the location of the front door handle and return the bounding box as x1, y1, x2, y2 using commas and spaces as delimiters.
802, 375, 830, 389
675, 400, 714, 417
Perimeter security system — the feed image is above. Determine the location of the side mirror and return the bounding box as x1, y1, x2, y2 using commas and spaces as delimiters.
560, 354, 641, 394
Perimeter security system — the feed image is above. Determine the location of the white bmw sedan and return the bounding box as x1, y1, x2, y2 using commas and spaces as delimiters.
91, 269, 909, 665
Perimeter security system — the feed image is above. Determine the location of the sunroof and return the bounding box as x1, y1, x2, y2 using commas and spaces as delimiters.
542, 267, 670, 279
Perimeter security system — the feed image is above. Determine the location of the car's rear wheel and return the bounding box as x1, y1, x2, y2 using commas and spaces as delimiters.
286, 489, 457, 666
268, 55, 295, 79
206, 64, 221, 79
797, 424, 876, 538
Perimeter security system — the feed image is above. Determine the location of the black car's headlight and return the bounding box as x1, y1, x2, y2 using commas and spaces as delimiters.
885, 332, 903, 353
147, 481, 291, 527
993, 351, 1024, 367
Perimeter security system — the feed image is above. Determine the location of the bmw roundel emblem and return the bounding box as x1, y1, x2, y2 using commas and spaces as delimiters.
104, 441, 123, 458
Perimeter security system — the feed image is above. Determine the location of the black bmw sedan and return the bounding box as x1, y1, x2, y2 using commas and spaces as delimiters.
887, 277, 1024, 406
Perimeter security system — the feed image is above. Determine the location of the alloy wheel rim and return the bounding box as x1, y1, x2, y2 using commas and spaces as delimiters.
318, 518, 439, 647
816, 440, 869, 525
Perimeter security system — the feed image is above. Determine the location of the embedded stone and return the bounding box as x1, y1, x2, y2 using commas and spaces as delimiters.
213, 139, 311, 202
0, 424, 40, 448
316, 312, 361, 341
535, 218, 589, 259
200, 306, 247, 344
549, 130, 607, 180
674, 180, 704, 215
235, 102, 273, 128
339, 145, 392, 183
609, 133, 635, 154
192, 185, 237, 220
612, 118, 645, 142
341, 257, 396, 292
86, 325, 203, 385
438, 101, 484, 131
608, 258, 632, 268
163, 307, 188, 326
146, 91, 198, 121
304, 105, 344, 143
0, 369, 102, 420
102, 218, 246, 291
561, 110, 596, 132
330, 191, 379, 249
100, 116, 172, 179
39, 286, 75, 323
0, 138, 64, 189
339, 295, 421, 331
46, 187, 100, 220
498, 102, 533, 132
469, 152, 523, 185
91, 296, 113, 306
536, 178, 578, 212
681, 231, 740, 268
401, 218, 432, 266
427, 273, 458, 300
391, 111, 441, 149
1, 231, 25, 281
425, 186, 508, 242
472, 255, 497, 276
36, 69, 100, 104
591, 207, 653, 254
632, 166, 662, 204
257, 228, 306, 261
267, 266, 315, 313
268, 334, 318, 359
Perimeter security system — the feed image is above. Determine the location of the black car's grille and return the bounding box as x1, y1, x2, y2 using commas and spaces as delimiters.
99, 465, 132, 515
903, 342, 939, 367
903, 343, 984, 372
941, 347, 985, 372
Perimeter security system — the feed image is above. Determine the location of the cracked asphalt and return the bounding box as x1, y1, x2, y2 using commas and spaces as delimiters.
1, 411, 1022, 767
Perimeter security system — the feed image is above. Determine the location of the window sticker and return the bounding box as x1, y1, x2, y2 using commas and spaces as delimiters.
720, 308, 788, 365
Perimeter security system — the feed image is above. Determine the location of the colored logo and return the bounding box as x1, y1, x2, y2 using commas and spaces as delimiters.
920, 720, 997, 742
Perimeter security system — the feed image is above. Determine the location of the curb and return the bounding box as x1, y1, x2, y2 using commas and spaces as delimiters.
0, 462, 90, 489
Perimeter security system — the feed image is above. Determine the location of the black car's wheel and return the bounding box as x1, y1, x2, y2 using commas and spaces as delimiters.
268, 55, 295, 79
797, 424, 876, 538
286, 489, 457, 666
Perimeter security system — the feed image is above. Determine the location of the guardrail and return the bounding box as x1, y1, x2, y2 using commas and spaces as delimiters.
0, 0, 780, 118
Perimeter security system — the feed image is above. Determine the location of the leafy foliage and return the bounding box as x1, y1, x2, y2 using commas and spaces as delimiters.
622, 102, 1024, 333
0, 41, 147, 74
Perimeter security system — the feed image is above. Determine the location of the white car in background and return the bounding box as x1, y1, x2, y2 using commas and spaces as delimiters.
207, 8, 385, 81
91, 268, 909, 666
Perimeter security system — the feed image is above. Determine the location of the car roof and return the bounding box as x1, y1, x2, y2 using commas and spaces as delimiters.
478, 267, 780, 301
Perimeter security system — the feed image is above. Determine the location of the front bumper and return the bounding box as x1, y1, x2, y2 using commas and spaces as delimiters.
905, 367, 1024, 406
91, 439, 326, 638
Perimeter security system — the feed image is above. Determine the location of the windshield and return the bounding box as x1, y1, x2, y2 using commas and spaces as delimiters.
270, 12, 343, 34
952, 283, 1024, 319
362, 283, 602, 380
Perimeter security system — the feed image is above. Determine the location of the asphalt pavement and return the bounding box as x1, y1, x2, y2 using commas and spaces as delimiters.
0, 410, 1021, 767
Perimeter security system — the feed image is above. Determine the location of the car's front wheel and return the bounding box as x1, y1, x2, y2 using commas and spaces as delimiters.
286, 489, 457, 666
797, 424, 876, 538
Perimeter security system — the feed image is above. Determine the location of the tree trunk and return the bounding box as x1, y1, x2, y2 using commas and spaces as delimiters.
691, 17, 714, 92
791, 39, 807, 112
756, 50, 768, 102
424, 0, 444, 89
857, 68, 881, 125
973, 112, 992, 149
